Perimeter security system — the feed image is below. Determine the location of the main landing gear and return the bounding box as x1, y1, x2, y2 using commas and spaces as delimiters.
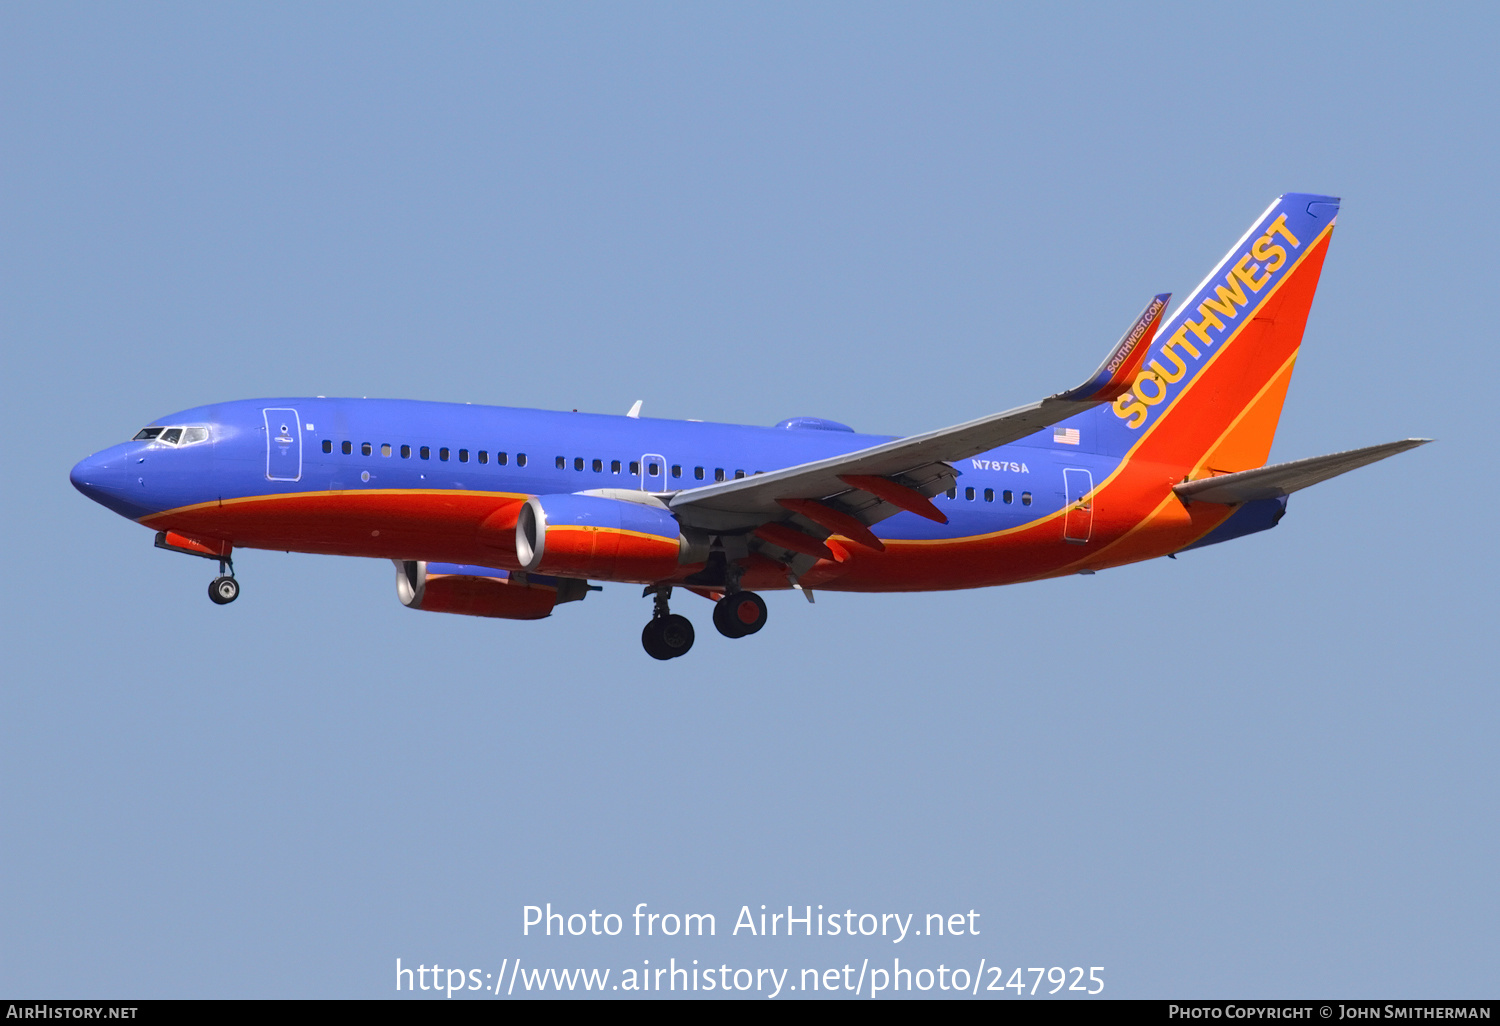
640, 582, 771, 659
641, 587, 694, 660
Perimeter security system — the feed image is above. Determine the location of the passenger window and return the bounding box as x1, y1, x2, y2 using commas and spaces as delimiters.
477, 450, 488, 464
1003, 490, 1013, 504
630, 461, 640, 474
965, 487, 976, 501
322, 440, 332, 454
133, 427, 163, 441
341, 441, 352, 455
984, 488, 994, 502
361, 442, 372, 456
555, 456, 565, 469
593, 459, 603, 472
574, 457, 584, 471
497, 452, 508, 466
694, 467, 705, 480
458, 449, 469, 463
381, 444, 392, 457
517, 453, 527, 467
1021, 491, 1032, 506
735, 470, 745, 479
401, 445, 411, 459
439, 448, 450, 461
647, 462, 660, 476
671, 465, 682, 478
420, 446, 430, 460
946, 487, 956, 499
611, 460, 621, 474
715, 468, 725, 482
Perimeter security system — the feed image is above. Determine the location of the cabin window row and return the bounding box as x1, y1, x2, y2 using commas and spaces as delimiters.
553, 457, 754, 481
946, 485, 1032, 506
320, 440, 528, 467
318, 440, 764, 482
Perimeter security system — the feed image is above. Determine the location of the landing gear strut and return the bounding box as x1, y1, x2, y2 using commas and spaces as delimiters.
208, 556, 239, 605
641, 586, 694, 660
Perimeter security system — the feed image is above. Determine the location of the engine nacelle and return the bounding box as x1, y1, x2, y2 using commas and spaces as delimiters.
515, 493, 698, 583
395, 561, 589, 620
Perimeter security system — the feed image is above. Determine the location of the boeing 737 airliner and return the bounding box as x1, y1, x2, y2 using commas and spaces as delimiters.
72, 194, 1427, 658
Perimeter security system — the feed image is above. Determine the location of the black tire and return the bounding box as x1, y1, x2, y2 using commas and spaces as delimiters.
643, 616, 694, 660
658, 613, 694, 657
642, 620, 672, 660
712, 598, 746, 638
208, 576, 239, 605
714, 591, 766, 637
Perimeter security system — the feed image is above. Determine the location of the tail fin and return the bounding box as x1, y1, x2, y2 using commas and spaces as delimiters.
1093, 193, 1340, 473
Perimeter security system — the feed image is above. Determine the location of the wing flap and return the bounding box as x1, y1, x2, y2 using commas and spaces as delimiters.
1173, 439, 1431, 505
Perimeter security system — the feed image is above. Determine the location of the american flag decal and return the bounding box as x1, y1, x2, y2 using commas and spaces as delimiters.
1054, 427, 1081, 445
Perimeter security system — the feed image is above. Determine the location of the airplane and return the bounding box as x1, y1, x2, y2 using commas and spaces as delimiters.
71, 193, 1428, 659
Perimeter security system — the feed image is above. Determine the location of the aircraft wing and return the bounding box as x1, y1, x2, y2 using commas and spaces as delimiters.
1172, 438, 1432, 505
669, 294, 1169, 535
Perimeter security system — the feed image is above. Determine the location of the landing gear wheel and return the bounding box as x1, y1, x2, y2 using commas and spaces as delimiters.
713, 591, 767, 638
642, 614, 695, 660
208, 576, 240, 605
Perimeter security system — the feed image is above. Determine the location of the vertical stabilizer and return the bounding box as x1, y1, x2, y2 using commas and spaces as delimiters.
1092, 194, 1339, 474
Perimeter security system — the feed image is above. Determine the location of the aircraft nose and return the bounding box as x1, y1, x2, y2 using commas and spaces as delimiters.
70, 450, 120, 502
70, 445, 156, 519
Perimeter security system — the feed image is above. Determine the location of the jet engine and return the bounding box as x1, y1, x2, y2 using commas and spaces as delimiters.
395, 561, 590, 620
514, 493, 706, 582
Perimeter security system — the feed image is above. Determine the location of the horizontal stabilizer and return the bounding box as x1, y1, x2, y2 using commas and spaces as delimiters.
1173, 439, 1432, 505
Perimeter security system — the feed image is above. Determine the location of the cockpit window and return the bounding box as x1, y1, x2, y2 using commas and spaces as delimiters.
137, 424, 210, 447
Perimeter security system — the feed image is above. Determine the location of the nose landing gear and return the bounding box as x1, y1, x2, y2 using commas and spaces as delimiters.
208, 575, 240, 604
155, 532, 239, 606
641, 586, 693, 659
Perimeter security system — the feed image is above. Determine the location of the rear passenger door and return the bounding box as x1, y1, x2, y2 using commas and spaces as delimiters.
1063, 467, 1094, 544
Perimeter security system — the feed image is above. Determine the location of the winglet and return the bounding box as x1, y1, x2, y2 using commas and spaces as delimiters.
626, 400, 643, 419
1054, 293, 1171, 403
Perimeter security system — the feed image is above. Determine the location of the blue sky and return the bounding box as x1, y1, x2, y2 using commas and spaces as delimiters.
2, 3, 1495, 998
